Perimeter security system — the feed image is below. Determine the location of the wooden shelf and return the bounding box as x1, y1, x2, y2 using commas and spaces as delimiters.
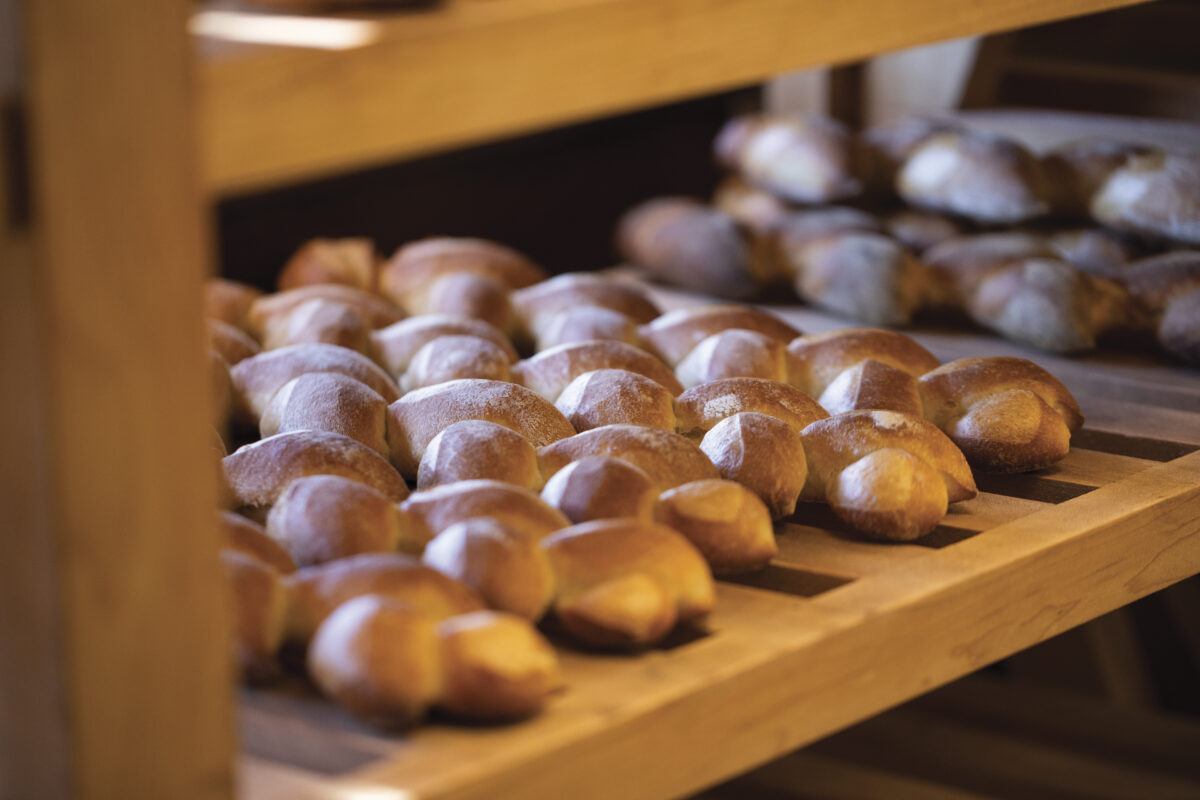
237, 290, 1200, 800
196, 0, 1147, 194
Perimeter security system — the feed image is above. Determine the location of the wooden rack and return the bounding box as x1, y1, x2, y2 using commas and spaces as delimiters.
3, 1, 1186, 799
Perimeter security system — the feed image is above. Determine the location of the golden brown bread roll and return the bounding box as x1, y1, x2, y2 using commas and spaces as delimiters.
221, 550, 289, 682
512, 273, 660, 338
539, 456, 659, 524
655, 479, 777, 573
539, 424, 720, 492
533, 306, 644, 352
260, 298, 373, 355
220, 511, 296, 575
386, 379, 575, 479
370, 314, 517, 381
205, 278, 263, 333
248, 285, 403, 339
207, 318, 261, 365
513, 339, 683, 402
278, 237, 378, 292
712, 175, 793, 237
420, 271, 515, 335
699, 412, 807, 518
1121, 251, 1200, 311
715, 113, 861, 203
817, 358, 923, 417
786, 328, 941, 398
260, 372, 389, 457
674, 377, 828, 437
422, 519, 556, 621
542, 518, 715, 647
417, 420, 542, 491
284, 554, 486, 644
617, 198, 769, 299
265, 475, 429, 568
1042, 139, 1155, 217
919, 356, 1083, 473
401, 334, 513, 392
378, 237, 546, 313
922, 231, 1053, 308
401, 479, 571, 542
230, 342, 399, 424
1091, 150, 1200, 245
860, 116, 960, 197
307, 594, 444, 727
223, 430, 410, 510
675, 328, 801, 389
639, 305, 801, 367
554, 368, 677, 432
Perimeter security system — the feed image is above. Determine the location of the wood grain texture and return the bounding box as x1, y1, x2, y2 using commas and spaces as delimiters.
197, 0, 1148, 192
9, 1, 234, 797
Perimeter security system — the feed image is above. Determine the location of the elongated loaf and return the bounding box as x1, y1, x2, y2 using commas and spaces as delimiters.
715, 113, 861, 203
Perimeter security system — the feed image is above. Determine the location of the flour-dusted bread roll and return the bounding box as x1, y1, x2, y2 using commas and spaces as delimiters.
617, 198, 769, 299
386, 379, 575, 479
223, 430, 410, 510
284, 554, 486, 644
266, 475, 429, 567
260, 298, 373, 355
674, 377, 828, 437
512, 273, 660, 340
555, 369, 677, 432
401, 479, 571, 542
513, 340, 683, 402
699, 412, 807, 518
787, 328, 941, 398
898, 128, 1049, 224
775, 207, 882, 249
221, 511, 297, 575
207, 318, 261, 365
817, 359, 923, 417
539, 424, 720, 492
278, 237, 379, 292
675, 329, 801, 390
540, 456, 659, 524
883, 209, 964, 254
1091, 150, 1200, 245
712, 175, 793, 237
422, 519, 556, 621
260, 372, 389, 457
221, 550, 290, 682
922, 231, 1054, 308
417, 420, 542, 491
248, 285, 403, 339
205, 278, 263, 333
656, 480, 776, 574
542, 518, 715, 647
230, 343, 399, 424
1042, 139, 1156, 217
1121, 251, 1200, 311
533, 306, 644, 352
370, 314, 517, 381
715, 113, 861, 203
860, 116, 960, 197
420, 271, 515, 334
1047, 227, 1139, 281
379, 237, 546, 314
919, 356, 1084, 473
640, 305, 801, 367
401, 335, 513, 392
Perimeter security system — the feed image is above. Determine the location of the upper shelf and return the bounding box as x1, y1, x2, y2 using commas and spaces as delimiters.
196, 0, 1146, 195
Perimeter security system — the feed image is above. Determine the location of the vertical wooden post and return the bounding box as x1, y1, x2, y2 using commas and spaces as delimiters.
0, 2, 234, 798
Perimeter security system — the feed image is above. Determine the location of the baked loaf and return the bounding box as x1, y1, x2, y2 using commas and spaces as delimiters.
278, 237, 378, 292
532, 306, 644, 352
513, 339, 684, 402
539, 456, 660, 524
919, 357, 1085, 473
787, 328, 941, 398
675, 329, 800, 389
512, 273, 660, 339
640, 305, 801, 367
699, 412, 808, 518
417, 271, 516, 334
417, 420, 543, 491
370, 314, 517, 382
539, 424, 720, 491
712, 175, 793, 236
378, 237, 545, 315
400, 479, 571, 542
714, 113, 861, 203
675, 377, 828, 437
655, 479, 777, 574
259, 372, 389, 457
247, 284, 403, 339
400, 334, 513, 392
555, 369, 677, 432
221, 550, 289, 683
1091, 150, 1200, 245
260, 298, 373, 355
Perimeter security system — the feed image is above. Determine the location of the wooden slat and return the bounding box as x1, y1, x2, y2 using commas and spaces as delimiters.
3, 2, 234, 798
774, 523, 930, 578
197, 0, 1147, 193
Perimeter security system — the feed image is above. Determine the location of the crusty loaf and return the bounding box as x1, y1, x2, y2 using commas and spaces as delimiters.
386, 379, 575, 479
539, 424, 720, 492
883, 209, 964, 254
699, 412, 807, 518
417, 420, 543, 491
1091, 150, 1200, 245
715, 113, 861, 203
640, 305, 801, 367
655, 479, 777, 574
260, 298, 373, 356
401, 479, 571, 542
418, 272, 515, 335
1046, 228, 1138, 281
539, 456, 660, 524
260, 372, 389, 457
513, 339, 683, 402
922, 231, 1053, 308
1042, 139, 1155, 218
379, 237, 546, 313
248, 284, 403, 338
786, 328, 941, 398
817, 359, 924, 417
370, 314, 517, 381
278, 237, 378, 292
712, 175, 793, 237
512, 273, 660, 340
555, 369, 677, 432
401, 334, 513, 392
675, 329, 801, 390
674, 377, 828, 437
534, 306, 644, 352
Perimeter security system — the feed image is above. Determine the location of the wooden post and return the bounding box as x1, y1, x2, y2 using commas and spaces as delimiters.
0, 2, 234, 798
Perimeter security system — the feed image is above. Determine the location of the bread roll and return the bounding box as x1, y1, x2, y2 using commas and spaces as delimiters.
401, 334, 513, 392
266, 475, 428, 567
221, 550, 289, 682
715, 113, 861, 203
540, 456, 659, 524
674, 377, 828, 437
370, 314, 517, 381
860, 116, 959, 197
639, 305, 801, 367
1121, 251, 1200, 311
401, 479, 571, 541
248, 285, 403, 338
230, 343, 399, 424
386, 379, 575, 479
423, 519, 556, 621
1042, 139, 1155, 217
260, 372, 389, 457
417, 420, 542, 491
379, 237, 546, 312
223, 430, 409, 510
923, 231, 1053, 308
1091, 150, 1200, 244
786, 328, 941, 398
712, 175, 793, 237
699, 412, 807, 518
1047, 227, 1138, 280
655, 480, 777, 573
512, 273, 660, 339
513, 339, 682, 402
883, 209, 964, 253
774, 207, 882, 249
542, 518, 715, 647
260, 298, 372, 355
533, 306, 643, 352
539, 424, 720, 492
827, 448, 950, 541
675, 329, 800, 389
285, 554, 485, 643
1160, 287, 1200, 363
220, 511, 296, 574
817, 358, 923, 417
207, 318, 261, 365
420, 271, 515, 334
205, 278, 263, 333
554, 369, 677, 432
278, 237, 378, 292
